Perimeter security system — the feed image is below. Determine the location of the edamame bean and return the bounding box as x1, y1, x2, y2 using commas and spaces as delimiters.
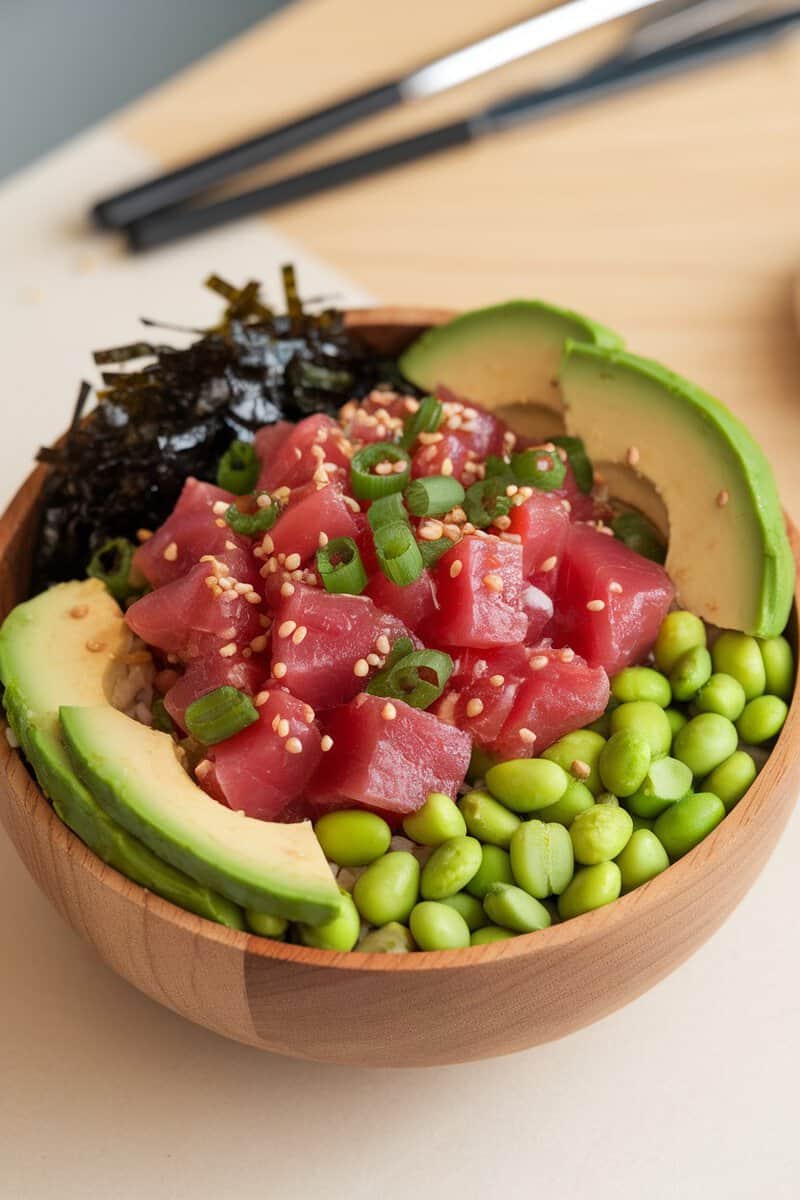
611, 666, 672, 707
483, 883, 552, 933
458, 790, 520, 847
597, 792, 620, 806
357, 922, 415, 953
558, 862, 622, 920
665, 707, 688, 739
610, 701, 672, 759
569, 804, 633, 865
510, 820, 574, 898
701, 750, 758, 811
420, 836, 483, 900
297, 888, 361, 952
654, 610, 706, 673
440, 891, 487, 931
541, 730, 606, 796
536, 778, 595, 827
485, 758, 570, 813
315, 809, 392, 867
654, 792, 725, 859
673, 712, 738, 777
246, 910, 289, 939
409, 901, 471, 950
615, 829, 670, 892
669, 645, 713, 703
352, 852, 420, 925
694, 673, 746, 721
403, 792, 467, 846
626, 755, 693, 819
471, 925, 516, 945
465, 845, 514, 898
736, 695, 788, 744
758, 635, 794, 700
598, 729, 652, 797
711, 631, 766, 700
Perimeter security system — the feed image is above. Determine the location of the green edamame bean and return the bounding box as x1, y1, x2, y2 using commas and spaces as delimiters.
536, 778, 595, 827
597, 792, 620, 806
654, 610, 706, 673
669, 645, 713, 703
457, 790, 520, 847
402, 792, 467, 845
440, 891, 487, 931
598, 729, 652, 797
315, 809, 391, 867
611, 666, 671, 707
357, 922, 415, 953
665, 707, 688, 739
694, 673, 747, 721
353, 852, 420, 926
569, 804, 633, 865
758, 636, 794, 700
736, 695, 788, 745
297, 888, 361, 952
615, 829, 669, 892
420, 836, 482, 900
510, 820, 574, 898
485, 758, 570, 813
471, 925, 516, 945
701, 750, 758, 812
626, 755, 693, 819
483, 883, 552, 933
711, 631, 766, 701
409, 901, 471, 950
610, 701, 672, 759
673, 712, 738, 777
558, 862, 622, 920
654, 792, 725, 859
541, 730, 606, 796
465, 845, 514, 899
246, 910, 289, 939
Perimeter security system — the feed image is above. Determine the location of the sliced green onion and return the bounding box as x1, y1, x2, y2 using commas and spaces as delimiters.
217, 439, 260, 494
366, 649, 454, 709
510, 447, 566, 492
418, 537, 455, 568
224, 499, 278, 537
484, 455, 515, 482
405, 475, 465, 517
611, 511, 667, 564
551, 436, 593, 493
384, 637, 415, 669
464, 479, 513, 530
350, 442, 411, 500
374, 521, 424, 586
316, 536, 368, 594
367, 492, 408, 532
87, 537, 137, 602
185, 686, 259, 745
399, 395, 443, 450
151, 698, 175, 735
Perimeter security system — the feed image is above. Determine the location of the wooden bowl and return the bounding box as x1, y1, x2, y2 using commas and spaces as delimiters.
1, 307, 798, 1068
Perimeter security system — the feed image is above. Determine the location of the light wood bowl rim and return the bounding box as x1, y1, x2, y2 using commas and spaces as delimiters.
1, 304, 798, 975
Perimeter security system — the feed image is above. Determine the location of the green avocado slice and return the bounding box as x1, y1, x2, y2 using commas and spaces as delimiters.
399, 299, 623, 439
560, 343, 794, 638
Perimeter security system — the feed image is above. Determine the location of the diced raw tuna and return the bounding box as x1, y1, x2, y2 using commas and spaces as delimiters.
311, 693, 471, 813
422, 535, 527, 649
521, 582, 553, 644
210, 688, 322, 820
338, 391, 411, 444
257, 414, 351, 492
549, 523, 675, 675
270, 584, 414, 709
254, 421, 294, 470
164, 655, 265, 731
507, 490, 570, 581
495, 647, 610, 758
436, 387, 510, 459
366, 569, 439, 633
270, 484, 359, 564
552, 461, 596, 523
433, 645, 531, 749
411, 433, 470, 483
350, 510, 379, 577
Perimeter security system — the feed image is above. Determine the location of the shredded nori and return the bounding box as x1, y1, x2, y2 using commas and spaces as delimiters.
33, 269, 395, 589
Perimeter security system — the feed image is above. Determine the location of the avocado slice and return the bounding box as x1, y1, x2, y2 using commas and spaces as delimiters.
0, 580, 244, 928
399, 300, 623, 439
60, 705, 340, 924
560, 343, 794, 638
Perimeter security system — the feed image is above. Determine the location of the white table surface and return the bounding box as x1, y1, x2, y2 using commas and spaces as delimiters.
1, 124, 799, 1200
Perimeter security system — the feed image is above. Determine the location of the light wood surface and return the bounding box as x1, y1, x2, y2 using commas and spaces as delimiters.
1, 309, 798, 1067
117, 0, 800, 514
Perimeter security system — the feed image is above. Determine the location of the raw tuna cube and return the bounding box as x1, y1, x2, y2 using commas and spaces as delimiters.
507, 490, 570, 581
257, 414, 351, 492
366, 569, 439, 633
254, 420, 294, 470
521, 583, 554, 644
495, 647, 610, 758
210, 688, 322, 820
270, 585, 414, 710
312, 694, 471, 813
411, 432, 470, 484
550, 524, 675, 675
164, 655, 265, 732
338, 391, 412, 444
269, 484, 359, 565
437, 387, 510, 459
422, 535, 527, 649
433, 648, 526, 749
552, 460, 596, 523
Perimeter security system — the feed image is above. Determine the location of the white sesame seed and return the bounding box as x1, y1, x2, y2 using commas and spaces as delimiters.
366, 653, 381, 667
277, 718, 290, 738
374, 461, 394, 476
256, 493, 272, 509
381, 702, 398, 721
519, 727, 536, 745
441, 457, 454, 477
321, 735, 334, 752
255, 691, 270, 707
559, 648, 575, 663
571, 759, 591, 780
489, 674, 505, 688
273, 661, 288, 679
539, 555, 558, 573
261, 534, 274, 554
195, 759, 212, 780
278, 620, 297, 638
449, 560, 463, 579
353, 659, 370, 678
163, 541, 178, 562
212, 500, 228, 516
376, 634, 391, 655
214, 518, 227, 529
505, 484, 518, 497
609, 580, 623, 594
136, 528, 153, 542
318, 531, 329, 548
219, 643, 237, 658
234, 581, 251, 594
417, 431, 443, 446
392, 459, 407, 474
717, 489, 729, 507
586, 599, 606, 612
225, 540, 237, 552
465, 698, 484, 718
304, 705, 315, 723
250, 635, 268, 653
280, 582, 296, 598
483, 574, 504, 593
419, 520, 444, 541
271, 714, 281, 733
500, 532, 523, 544
626, 445, 640, 466
292, 626, 308, 645
285, 737, 303, 755
245, 591, 262, 605
494, 515, 512, 531
285, 553, 302, 571
530, 655, 549, 670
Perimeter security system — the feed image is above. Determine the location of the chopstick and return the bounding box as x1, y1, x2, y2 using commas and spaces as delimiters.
125, 8, 800, 254
92, 0, 665, 230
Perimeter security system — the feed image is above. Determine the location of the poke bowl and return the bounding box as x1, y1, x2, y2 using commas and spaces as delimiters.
1, 284, 798, 1068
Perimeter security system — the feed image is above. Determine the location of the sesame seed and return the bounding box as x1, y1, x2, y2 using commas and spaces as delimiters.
291, 569, 304, 581
353, 659, 370, 678
85, 639, 106, 653
483, 574, 504, 593
277, 718, 290, 738
234, 581, 251, 594
366, 653, 381, 667
212, 500, 228, 516
609, 581, 623, 594
214, 518, 227, 529
465, 698, 484, 718
318, 531, 329, 548
225, 540, 237, 552
244, 591, 262, 605
280, 582, 296, 598
419, 520, 444, 541
261, 535, 274, 554
571, 759, 592, 780
505, 484, 519, 498
304, 705, 315, 723
519, 728, 536, 745
539, 555, 558, 573
417, 431, 443, 445
586, 600, 606, 612
376, 634, 390, 656
489, 674, 505, 687
256, 494, 272, 509
255, 692, 270, 707
441, 457, 454, 477
494, 515, 512, 531
69, 604, 89, 619
373, 461, 394, 476
530, 655, 549, 670
195, 759, 212, 780
717, 489, 730, 507
163, 541, 178, 562
278, 620, 297, 639
136, 529, 153, 542
285, 737, 303, 755
292, 625, 308, 645
559, 648, 575, 663
271, 714, 281, 733
450, 560, 463, 579
381, 702, 398, 721
500, 532, 523, 544
219, 643, 237, 658
392, 459, 407, 474
626, 445, 640, 466
320, 735, 334, 752
272, 661, 288, 679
